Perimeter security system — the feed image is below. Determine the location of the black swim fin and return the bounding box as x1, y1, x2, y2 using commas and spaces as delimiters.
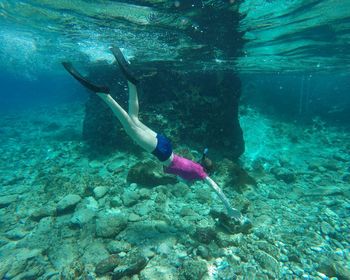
62, 62, 110, 94
110, 46, 140, 85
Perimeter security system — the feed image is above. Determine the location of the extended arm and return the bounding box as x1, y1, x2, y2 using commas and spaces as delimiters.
205, 176, 242, 220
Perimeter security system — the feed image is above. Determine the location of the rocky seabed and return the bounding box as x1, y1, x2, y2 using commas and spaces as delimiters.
0, 104, 349, 280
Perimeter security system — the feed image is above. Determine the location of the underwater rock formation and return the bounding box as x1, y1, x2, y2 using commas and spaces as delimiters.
95, 255, 119, 276
80, 2, 245, 159
127, 161, 178, 187
178, 260, 208, 280
83, 67, 245, 159
210, 210, 253, 234
142, 69, 244, 159
56, 194, 81, 215
193, 226, 218, 244
216, 159, 257, 193
112, 249, 148, 279
95, 209, 127, 238
0, 195, 17, 209
1, 94, 350, 280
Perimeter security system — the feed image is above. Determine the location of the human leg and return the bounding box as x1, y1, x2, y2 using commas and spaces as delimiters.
110, 46, 157, 137
99, 92, 158, 153
97, 93, 157, 153
111, 47, 173, 162
102, 89, 172, 162
62, 61, 157, 153
63, 47, 172, 161
127, 82, 157, 137
128, 82, 139, 118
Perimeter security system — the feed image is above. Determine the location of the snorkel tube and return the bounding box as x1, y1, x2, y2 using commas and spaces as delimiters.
200, 148, 214, 173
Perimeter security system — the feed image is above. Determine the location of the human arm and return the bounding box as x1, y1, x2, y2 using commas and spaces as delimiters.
163, 155, 243, 220
204, 176, 243, 221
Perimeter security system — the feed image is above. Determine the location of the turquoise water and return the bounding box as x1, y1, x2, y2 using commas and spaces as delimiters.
0, 1, 349, 279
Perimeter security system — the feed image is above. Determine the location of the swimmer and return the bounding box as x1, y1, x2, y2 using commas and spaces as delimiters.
62, 46, 244, 221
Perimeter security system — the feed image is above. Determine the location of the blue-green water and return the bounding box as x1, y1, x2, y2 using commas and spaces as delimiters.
0, 1, 349, 279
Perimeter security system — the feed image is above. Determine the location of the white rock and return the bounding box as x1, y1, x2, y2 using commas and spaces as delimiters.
292, 266, 304, 277
70, 197, 98, 227
0, 195, 17, 208
30, 205, 55, 221
254, 250, 279, 277
96, 209, 127, 237
107, 160, 124, 172
107, 240, 131, 254
157, 242, 172, 256
334, 248, 345, 258
56, 194, 81, 214
5, 249, 43, 278
48, 242, 79, 270
81, 241, 109, 265
122, 191, 140, 207
5, 228, 27, 240
89, 160, 104, 169
93, 186, 109, 199
128, 213, 141, 222
316, 271, 329, 280
140, 265, 177, 280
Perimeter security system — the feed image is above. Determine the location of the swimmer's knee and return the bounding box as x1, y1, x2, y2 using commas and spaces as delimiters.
130, 116, 142, 127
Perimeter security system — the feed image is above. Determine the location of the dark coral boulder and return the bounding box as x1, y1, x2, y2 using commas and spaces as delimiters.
127, 161, 177, 187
